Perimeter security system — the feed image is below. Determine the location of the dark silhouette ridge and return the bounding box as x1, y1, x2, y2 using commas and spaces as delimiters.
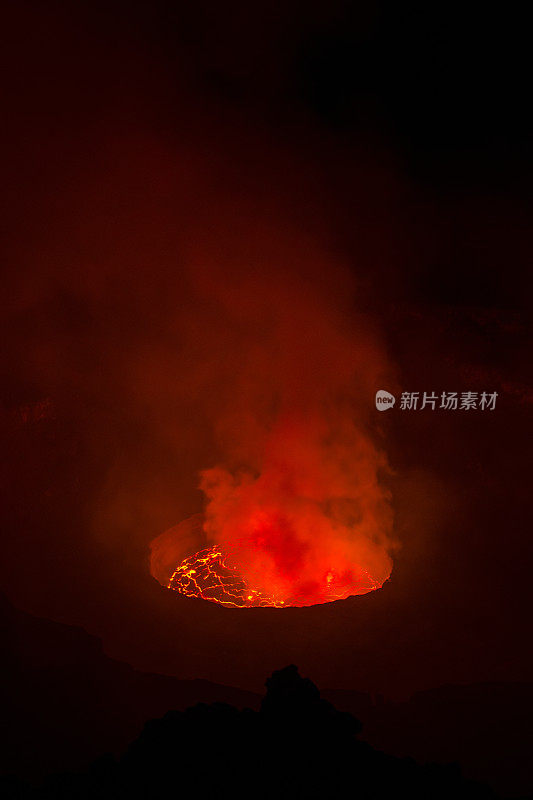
2, 665, 498, 800
2, 596, 533, 796
0, 593, 260, 780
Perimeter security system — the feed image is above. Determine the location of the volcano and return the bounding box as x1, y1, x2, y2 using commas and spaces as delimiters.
167, 544, 379, 608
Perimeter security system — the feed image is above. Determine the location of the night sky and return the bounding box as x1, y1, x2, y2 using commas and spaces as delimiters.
1, 0, 532, 703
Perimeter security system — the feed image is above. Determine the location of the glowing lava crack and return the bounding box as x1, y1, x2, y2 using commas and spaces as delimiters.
167, 544, 379, 608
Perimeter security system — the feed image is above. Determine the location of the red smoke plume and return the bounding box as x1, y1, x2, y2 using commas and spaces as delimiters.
151, 241, 395, 606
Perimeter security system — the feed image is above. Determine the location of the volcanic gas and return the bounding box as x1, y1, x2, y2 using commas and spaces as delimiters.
148, 233, 396, 609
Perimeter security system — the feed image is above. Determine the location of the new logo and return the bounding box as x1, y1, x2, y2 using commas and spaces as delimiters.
375, 390, 395, 411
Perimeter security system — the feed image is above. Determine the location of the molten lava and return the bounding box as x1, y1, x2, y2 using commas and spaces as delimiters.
168, 545, 285, 607
167, 543, 379, 608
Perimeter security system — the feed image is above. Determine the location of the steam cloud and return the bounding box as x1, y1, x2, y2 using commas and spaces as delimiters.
150, 216, 396, 603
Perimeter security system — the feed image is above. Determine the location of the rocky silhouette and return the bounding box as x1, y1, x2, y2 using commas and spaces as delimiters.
3, 663, 500, 800
4, 597, 533, 797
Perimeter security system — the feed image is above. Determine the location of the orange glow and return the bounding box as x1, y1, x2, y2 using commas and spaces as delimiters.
167, 543, 379, 608
152, 402, 395, 608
